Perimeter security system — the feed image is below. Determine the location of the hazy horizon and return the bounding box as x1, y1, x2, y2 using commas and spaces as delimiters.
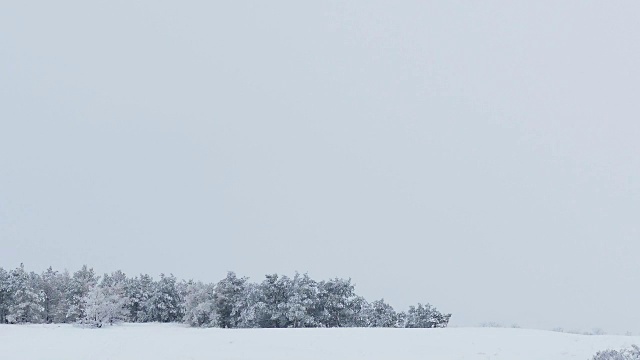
1, 1, 639, 333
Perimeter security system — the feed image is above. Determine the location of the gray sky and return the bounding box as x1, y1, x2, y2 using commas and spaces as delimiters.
1, 1, 639, 333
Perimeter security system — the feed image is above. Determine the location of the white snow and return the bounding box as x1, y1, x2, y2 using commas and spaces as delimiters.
1, 323, 637, 360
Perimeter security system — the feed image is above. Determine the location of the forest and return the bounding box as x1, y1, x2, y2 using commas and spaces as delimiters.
0, 264, 451, 329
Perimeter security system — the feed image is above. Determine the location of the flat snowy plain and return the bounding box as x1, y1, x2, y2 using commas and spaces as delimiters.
1, 323, 637, 360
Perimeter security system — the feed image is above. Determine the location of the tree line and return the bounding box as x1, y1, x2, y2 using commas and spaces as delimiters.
0, 264, 451, 328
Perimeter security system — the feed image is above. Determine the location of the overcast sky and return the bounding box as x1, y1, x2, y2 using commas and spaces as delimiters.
1, 1, 639, 333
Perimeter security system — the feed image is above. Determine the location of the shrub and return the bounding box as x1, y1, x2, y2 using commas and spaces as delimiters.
592, 345, 640, 360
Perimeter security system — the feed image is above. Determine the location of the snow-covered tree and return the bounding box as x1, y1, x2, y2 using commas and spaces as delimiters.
182, 281, 216, 327
147, 273, 182, 322
400, 303, 450, 328
214, 271, 248, 328
101, 270, 131, 323
0, 267, 10, 323
345, 295, 370, 327
316, 278, 357, 327
176, 279, 189, 320
258, 274, 292, 328
79, 284, 128, 327
52, 270, 74, 323
234, 273, 308, 329
234, 282, 266, 328
364, 298, 397, 327
125, 274, 154, 322
6, 264, 44, 324
39, 267, 67, 323
101, 270, 128, 290
66, 265, 99, 322
284, 273, 320, 328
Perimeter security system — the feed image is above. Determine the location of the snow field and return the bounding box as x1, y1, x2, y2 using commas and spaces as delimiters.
1, 323, 638, 360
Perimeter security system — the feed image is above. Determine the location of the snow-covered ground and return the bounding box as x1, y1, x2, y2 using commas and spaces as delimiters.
1, 323, 637, 360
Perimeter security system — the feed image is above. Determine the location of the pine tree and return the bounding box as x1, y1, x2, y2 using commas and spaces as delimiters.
283, 273, 319, 328
100, 270, 131, 323
125, 274, 155, 322
6, 264, 44, 323
401, 303, 451, 328
235, 282, 265, 328
101, 270, 128, 290
39, 267, 66, 323
316, 278, 356, 327
0, 267, 10, 323
147, 273, 182, 322
53, 270, 74, 323
345, 295, 369, 327
364, 298, 397, 327
182, 281, 216, 327
66, 265, 99, 322
214, 271, 247, 328
259, 274, 292, 328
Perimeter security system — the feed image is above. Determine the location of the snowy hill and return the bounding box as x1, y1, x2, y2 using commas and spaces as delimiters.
1, 323, 637, 360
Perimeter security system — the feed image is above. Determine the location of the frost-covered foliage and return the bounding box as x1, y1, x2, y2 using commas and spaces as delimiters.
0, 267, 10, 323
235, 273, 325, 328
399, 303, 451, 328
182, 281, 216, 327
316, 278, 358, 327
592, 345, 640, 360
40, 267, 66, 323
0, 264, 452, 329
6, 264, 44, 324
125, 274, 155, 322
79, 284, 129, 327
214, 272, 248, 328
66, 266, 99, 323
284, 273, 323, 328
364, 299, 398, 327
146, 273, 183, 323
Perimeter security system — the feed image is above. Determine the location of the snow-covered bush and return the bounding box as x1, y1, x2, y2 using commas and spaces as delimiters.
592, 345, 640, 360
